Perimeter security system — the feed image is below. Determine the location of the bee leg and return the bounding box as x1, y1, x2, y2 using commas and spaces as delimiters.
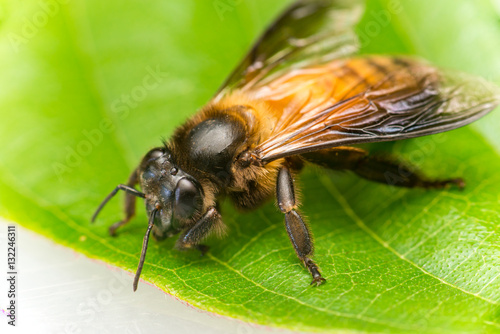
176, 206, 223, 255
109, 170, 139, 236
302, 148, 465, 190
277, 164, 325, 286
353, 155, 465, 190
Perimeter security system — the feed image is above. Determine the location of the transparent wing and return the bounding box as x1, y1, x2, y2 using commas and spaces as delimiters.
214, 0, 364, 100
251, 56, 500, 162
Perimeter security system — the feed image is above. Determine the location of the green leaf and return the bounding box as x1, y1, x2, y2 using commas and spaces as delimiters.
1, 0, 500, 333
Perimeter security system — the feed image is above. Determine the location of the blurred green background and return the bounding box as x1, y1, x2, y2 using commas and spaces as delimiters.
1, 0, 500, 333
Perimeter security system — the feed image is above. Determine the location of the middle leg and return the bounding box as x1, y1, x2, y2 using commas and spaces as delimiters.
277, 163, 325, 286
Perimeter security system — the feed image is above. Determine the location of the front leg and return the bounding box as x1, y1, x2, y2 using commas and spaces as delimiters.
277, 164, 326, 286
109, 169, 140, 236
176, 206, 223, 255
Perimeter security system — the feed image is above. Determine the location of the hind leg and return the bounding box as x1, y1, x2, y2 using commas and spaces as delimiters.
302, 147, 464, 189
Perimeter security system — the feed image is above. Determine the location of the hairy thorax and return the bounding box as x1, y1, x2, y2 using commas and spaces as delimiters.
170, 94, 283, 211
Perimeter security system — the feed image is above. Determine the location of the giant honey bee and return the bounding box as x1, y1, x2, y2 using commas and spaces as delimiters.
92, 0, 500, 291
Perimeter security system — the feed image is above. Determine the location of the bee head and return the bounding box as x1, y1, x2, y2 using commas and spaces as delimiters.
91, 146, 205, 291
139, 147, 204, 239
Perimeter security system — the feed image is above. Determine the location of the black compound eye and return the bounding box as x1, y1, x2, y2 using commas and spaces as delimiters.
174, 178, 202, 219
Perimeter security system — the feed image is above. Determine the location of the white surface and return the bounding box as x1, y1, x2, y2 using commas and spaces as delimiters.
0, 219, 294, 334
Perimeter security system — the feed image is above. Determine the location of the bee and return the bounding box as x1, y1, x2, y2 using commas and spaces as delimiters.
92, 0, 500, 291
